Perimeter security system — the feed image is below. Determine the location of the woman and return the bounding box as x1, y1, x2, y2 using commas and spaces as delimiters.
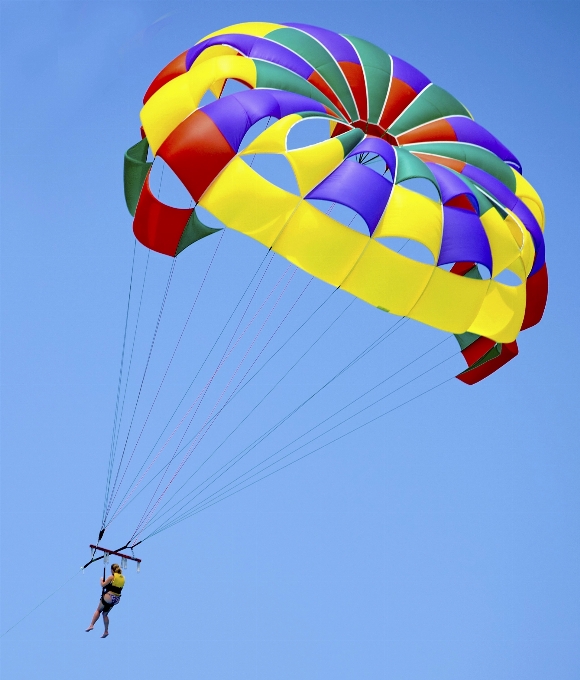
86, 563, 125, 637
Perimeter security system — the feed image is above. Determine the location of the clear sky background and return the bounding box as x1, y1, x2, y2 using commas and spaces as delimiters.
1, 2, 579, 679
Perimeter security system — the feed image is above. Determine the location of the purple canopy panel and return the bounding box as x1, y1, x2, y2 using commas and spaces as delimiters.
202, 89, 326, 152
202, 96, 253, 151
186, 34, 314, 79
348, 138, 396, 174
461, 164, 545, 274
231, 90, 282, 125
427, 163, 478, 210
391, 56, 431, 93
448, 117, 522, 171
284, 23, 361, 64
461, 164, 518, 209
438, 207, 493, 272
232, 89, 327, 124
270, 90, 327, 118
307, 161, 393, 235
186, 34, 259, 69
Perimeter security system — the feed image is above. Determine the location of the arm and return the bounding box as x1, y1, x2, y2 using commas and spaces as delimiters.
100, 575, 113, 588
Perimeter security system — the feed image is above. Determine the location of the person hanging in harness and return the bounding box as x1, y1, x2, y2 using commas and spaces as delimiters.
86, 563, 125, 637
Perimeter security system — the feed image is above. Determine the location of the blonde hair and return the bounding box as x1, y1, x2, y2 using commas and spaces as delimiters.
111, 563, 122, 574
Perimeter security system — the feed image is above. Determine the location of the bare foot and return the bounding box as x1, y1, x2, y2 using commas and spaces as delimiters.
101, 631, 109, 638
85, 626, 94, 632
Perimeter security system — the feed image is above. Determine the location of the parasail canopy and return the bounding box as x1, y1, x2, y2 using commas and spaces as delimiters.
125, 21, 547, 384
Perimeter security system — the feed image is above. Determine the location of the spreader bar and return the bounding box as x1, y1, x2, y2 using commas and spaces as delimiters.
89, 545, 141, 563
83, 542, 142, 569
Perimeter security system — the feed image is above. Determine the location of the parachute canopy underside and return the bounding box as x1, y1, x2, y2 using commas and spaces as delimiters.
125, 21, 547, 384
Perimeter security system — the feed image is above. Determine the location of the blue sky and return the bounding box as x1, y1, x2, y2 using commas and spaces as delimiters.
1, 2, 579, 679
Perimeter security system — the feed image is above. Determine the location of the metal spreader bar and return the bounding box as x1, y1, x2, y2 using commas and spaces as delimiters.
83, 543, 142, 570
89, 545, 141, 563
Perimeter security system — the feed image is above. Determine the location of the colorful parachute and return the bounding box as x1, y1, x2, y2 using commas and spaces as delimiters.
124, 21, 547, 384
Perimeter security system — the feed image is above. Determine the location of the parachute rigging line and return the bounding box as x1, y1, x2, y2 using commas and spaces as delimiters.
143, 367, 456, 540
107, 249, 151, 487
104, 230, 226, 522
105, 248, 274, 523
121, 301, 403, 536
131, 292, 355, 523
1, 568, 83, 638
129, 265, 305, 539
104, 255, 177, 522
110, 291, 409, 543
102, 239, 137, 523
182, 315, 409, 480
106, 254, 298, 527
145, 354, 457, 537
103, 251, 151, 528
132, 314, 413, 538
103, 159, 170, 519
130, 271, 315, 532
106, 255, 285, 526
138, 333, 452, 536
128, 264, 297, 529
105, 282, 340, 523
111, 199, 348, 526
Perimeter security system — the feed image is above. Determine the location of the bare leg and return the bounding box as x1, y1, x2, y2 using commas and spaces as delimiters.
86, 606, 101, 631
101, 612, 109, 638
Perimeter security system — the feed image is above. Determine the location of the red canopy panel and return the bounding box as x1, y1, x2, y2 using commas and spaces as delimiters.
157, 109, 236, 203
143, 51, 188, 104
133, 173, 193, 257
521, 263, 548, 331
457, 342, 519, 385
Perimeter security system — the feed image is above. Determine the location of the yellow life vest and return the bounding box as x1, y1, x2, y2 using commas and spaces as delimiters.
108, 573, 125, 593
112, 573, 125, 589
